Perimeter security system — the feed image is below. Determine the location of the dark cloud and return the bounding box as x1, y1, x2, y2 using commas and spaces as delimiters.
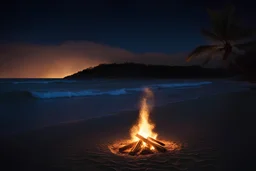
0, 41, 203, 78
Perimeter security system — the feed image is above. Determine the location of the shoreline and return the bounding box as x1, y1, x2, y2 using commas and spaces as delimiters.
2, 88, 250, 138
29, 88, 251, 133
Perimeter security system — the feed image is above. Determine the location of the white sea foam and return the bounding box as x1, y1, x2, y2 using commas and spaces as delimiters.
30, 89, 127, 99
152, 81, 212, 88
27, 82, 212, 99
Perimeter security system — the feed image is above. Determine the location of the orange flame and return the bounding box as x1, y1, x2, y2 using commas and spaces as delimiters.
130, 88, 158, 142
108, 87, 181, 155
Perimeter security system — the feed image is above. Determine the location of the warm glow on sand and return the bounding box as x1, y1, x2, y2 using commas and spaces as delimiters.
130, 88, 157, 141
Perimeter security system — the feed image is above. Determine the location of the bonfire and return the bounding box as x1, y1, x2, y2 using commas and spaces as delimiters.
109, 88, 179, 156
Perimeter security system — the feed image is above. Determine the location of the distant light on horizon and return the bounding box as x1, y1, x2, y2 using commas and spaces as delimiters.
0, 41, 195, 78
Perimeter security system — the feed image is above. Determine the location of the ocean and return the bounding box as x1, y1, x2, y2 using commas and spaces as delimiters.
0, 78, 250, 136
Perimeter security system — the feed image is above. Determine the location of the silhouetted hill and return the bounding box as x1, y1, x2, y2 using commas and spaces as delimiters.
64, 63, 234, 79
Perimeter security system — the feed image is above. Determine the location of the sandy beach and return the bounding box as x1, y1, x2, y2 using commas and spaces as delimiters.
1, 90, 255, 171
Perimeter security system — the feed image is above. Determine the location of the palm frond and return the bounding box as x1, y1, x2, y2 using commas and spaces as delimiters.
207, 5, 243, 41
228, 25, 256, 41
202, 55, 213, 66
224, 5, 255, 41
235, 39, 256, 51
224, 5, 236, 36
207, 9, 224, 37
187, 5, 255, 66
202, 48, 224, 65
186, 45, 220, 62
200, 29, 223, 42
222, 46, 232, 60
232, 46, 245, 55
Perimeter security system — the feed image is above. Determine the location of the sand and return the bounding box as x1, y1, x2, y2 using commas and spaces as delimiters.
1, 90, 256, 171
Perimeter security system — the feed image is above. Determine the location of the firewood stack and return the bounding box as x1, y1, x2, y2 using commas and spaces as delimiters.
119, 134, 167, 156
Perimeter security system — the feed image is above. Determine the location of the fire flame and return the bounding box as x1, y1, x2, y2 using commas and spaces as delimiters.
130, 88, 158, 142
108, 87, 180, 156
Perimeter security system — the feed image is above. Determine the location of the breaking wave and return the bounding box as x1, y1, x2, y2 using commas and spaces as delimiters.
0, 81, 212, 99
152, 81, 212, 89
31, 89, 127, 99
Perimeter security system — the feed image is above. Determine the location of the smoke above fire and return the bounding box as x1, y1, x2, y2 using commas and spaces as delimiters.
130, 88, 157, 141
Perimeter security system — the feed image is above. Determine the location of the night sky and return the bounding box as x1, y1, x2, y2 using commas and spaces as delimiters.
0, 0, 255, 78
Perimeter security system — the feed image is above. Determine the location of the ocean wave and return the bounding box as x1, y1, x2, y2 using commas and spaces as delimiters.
125, 82, 212, 91
30, 89, 127, 99
152, 81, 212, 89
0, 81, 212, 99
0, 89, 127, 100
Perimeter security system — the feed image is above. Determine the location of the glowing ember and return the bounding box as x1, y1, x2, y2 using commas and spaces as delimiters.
109, 87, 180, 156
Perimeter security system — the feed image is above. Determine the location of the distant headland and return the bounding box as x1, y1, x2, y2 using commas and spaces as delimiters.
64, 63, 235, 79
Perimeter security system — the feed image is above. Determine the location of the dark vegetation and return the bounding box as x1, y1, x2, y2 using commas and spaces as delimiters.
186, 5, 256, 82
64, 63, 234, 79
233, 52, 256, 82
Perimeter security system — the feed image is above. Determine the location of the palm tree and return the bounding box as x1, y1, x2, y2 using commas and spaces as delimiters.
186, 5, 256, 66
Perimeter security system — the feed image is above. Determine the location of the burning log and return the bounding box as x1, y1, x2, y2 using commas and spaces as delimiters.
129, 140, 143, 156
109, 88, 179, 156
140, 147, 154, 155
148, 137, 165, 146
136, 134, 167, 153
119, 142, 137, 153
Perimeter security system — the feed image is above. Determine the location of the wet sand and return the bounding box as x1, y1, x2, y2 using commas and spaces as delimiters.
1, 90, 256, 171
